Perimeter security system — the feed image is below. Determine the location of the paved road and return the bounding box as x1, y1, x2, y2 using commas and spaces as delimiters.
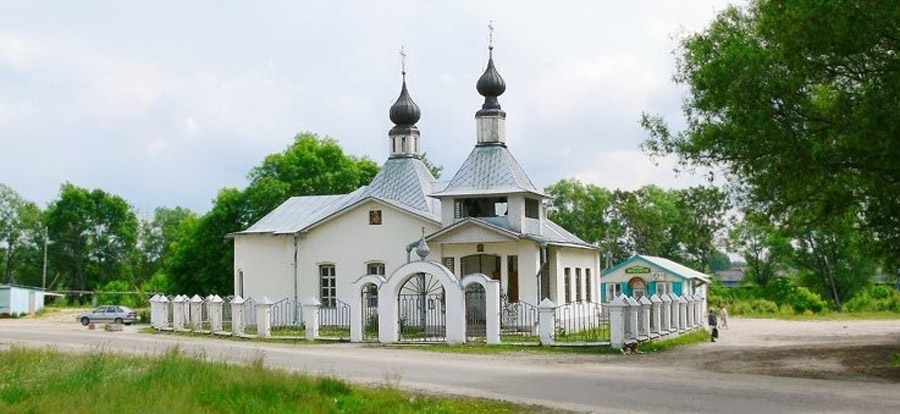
1, 320, 899, 414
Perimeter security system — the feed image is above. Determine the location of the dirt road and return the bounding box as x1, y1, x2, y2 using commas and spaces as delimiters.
1, 317, 899, 413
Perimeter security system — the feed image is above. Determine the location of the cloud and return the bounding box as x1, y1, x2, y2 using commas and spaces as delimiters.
0, 0, 736, 214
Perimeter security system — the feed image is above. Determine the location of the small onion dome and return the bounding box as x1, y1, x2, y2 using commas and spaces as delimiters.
476, 51, 506, 110
415, 228, 430, 260
389, 77, 421, 125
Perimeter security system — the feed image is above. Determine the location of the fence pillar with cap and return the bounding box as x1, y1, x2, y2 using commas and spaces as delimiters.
660, 293, 672, 334
669, 293, 680, 332
685, 294, 696, 328
537, 298, 556, 345
256, 297, 274, 338
208, 295, 224, 333
694, 293, 706, 327
675, 294, 687, 332
649, 294, 661, 337
172, 295, 186, 330
189, 295, 204, 331
301, 297, 321, 341
149, 295, 161, 328
625, 296, 640, 342
607, 295, 627, 349
230, 296, 245, 335
639, 295, 652, 339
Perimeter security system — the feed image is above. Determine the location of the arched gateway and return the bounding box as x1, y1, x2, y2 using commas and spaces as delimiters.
350, 260, 501, 344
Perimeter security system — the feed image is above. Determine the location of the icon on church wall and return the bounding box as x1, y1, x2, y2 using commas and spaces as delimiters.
369, 209, 383, 225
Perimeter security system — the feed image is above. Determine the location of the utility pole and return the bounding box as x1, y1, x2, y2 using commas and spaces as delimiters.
42, 227, 48, 290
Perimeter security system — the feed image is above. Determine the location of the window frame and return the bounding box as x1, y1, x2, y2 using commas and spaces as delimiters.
575, 268, 583, 302
564, 267, 572, 304
319, 264, 337, 307
366, 261, 385, 276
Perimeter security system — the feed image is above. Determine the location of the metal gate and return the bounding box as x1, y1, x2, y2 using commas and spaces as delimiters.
271, 298, 303, 336
398, 273, 446, 342
319, 299, 350, 340
465, 284, 486, 342
500, 294, 538, 343
361, 283, 379, 341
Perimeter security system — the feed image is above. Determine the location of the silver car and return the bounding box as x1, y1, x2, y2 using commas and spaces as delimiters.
78, 305, 138, 326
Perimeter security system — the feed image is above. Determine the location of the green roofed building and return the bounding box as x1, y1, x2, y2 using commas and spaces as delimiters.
600, 255, 710, 303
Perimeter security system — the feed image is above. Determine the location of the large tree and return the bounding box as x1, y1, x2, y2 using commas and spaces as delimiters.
165, 132, 380, 294
46, 184, 139, 291
726, 212, 791, 287
546, 180, 728, 270
641, 1, 900, 268
135, 206, 197, 283
0, 184, 43, 284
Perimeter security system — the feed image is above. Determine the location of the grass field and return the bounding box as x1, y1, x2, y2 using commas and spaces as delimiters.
0, 348, 556, 414
637, 330, 710, 353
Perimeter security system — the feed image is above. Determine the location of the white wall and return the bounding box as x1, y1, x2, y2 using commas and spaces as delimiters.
233, 233, 295, 300
550, 246, 600, 305
0, 287, 45, 314
296, 200, 440, 305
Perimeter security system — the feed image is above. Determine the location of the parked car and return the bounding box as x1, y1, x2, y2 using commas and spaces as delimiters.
77, 306, 138, 326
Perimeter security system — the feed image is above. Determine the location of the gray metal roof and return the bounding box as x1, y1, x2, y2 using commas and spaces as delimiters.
236, 157, 439, 236
431, 144, 546, 198
427, 216, 597, 249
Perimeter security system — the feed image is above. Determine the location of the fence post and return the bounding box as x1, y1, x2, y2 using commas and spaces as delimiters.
231, 296, 245, 336
149, 295, 160, 328
626, 296, 639, 341
301, 297, 321, 341
256, 297, 274, 338
694, 293, 706, 327
639, 295, 651, 339
208, 295, 223, 333
681, 295, 690, 332
660, 293, 671, 334
172, 295, 186, 330
608, 295, 626, 349
649, 294, 661, 337
685, 294, 696, 328
537, 298, 556, 345
189, 295, 204, 331
484, 279, 501, 345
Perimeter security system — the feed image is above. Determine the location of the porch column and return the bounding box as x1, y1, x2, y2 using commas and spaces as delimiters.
660, 293, 671, 334
256, 297, 274, 338
694, 293, 704, 327
649, 294, 661, 337
607, 295, 626, 349
639, 296, 651, 340
301, 297, 321, 341
537, 298, 556, 345
208, 295, 224, 333
230, 296, 245, 336
189, 295, 204, 331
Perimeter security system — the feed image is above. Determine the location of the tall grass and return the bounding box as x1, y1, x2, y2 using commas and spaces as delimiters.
0, 348, 541, 414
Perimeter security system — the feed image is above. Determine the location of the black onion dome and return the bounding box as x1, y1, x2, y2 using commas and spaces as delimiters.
389, 79, 421, 125
476, 51, 506, 112
477, 57, 506, 97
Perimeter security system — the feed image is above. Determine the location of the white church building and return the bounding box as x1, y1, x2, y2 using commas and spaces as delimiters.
230, 46, 600, 342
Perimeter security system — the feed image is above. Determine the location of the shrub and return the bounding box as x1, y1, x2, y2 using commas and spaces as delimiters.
844, 285, 900, 312
790, 287, 827, 313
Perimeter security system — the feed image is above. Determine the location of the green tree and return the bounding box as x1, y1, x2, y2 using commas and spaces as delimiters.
0, 184, 43, 284
641, 0, 900, 269
705, 251, 732, 272
165, 133, 380, 294
46, 184, 139, 291
726, 213, 791, 287
545, 179, 624, 266
135, 207, 196, 283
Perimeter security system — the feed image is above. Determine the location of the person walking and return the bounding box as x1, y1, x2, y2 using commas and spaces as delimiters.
708, 308, 719, 342
720, 306, 729, 329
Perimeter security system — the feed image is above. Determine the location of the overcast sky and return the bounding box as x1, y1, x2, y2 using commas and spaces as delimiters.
0, 0, 735, 217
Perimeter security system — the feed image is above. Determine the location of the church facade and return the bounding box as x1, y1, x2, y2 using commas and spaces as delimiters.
230, 47, 600, 318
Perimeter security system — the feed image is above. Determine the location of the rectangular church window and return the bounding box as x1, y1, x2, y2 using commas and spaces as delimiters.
586, 269, 592, 302
575, 268, 583, 302
525, 199, 540, 219
369, 209, 382, 225
564, 267, 572, 304
442, 257, 455, 274
367, 262, 385, 276
319, 265, 336, 307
